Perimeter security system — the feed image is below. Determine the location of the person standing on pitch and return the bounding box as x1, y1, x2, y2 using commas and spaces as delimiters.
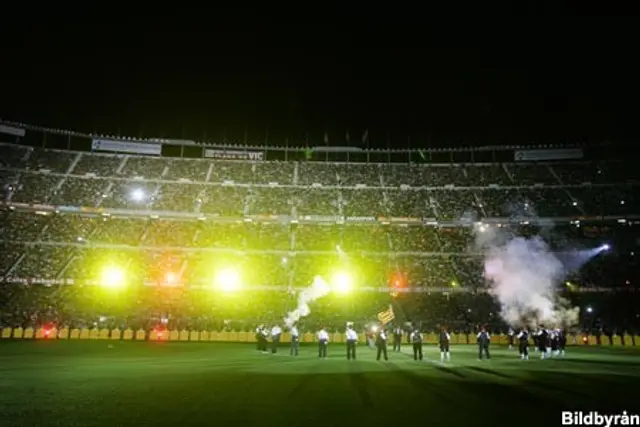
255, 324, 264, 351
536, 326, 549, 359
532, 327, 540, 353
256, 324, 268, 353
317, 326, 329, 358
261, 325, 270, 352
507, 327, 515, 350
517, 327, 529, 360
376, 327, 389, 361
271, 324, 282, 353
558, 328, 567, 357
345, 323, 358, 360
290, 324, 300, 356
549, 328, 559, 357
477, 326, 491, 360
410, 327, 423, 361
393, 325, 403, 352
439, 326, 451, 362
367, 328, 376, 349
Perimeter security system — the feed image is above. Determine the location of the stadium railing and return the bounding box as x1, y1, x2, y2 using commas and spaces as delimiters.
0, 327, 636, 347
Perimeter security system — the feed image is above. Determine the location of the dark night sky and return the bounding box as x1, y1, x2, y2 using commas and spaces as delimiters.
1, 13, 637, 148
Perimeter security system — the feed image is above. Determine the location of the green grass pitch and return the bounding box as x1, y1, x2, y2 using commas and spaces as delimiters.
1, 341, 639, 427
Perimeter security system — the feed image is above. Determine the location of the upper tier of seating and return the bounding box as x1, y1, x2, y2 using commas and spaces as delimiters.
1, 144, 638, 218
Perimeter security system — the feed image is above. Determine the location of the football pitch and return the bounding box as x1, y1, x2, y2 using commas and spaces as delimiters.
1, 341, 639, 427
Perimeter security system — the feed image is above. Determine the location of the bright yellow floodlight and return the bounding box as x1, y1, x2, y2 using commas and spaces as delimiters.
331, 271, 353, 294
101, 267, 125, 289
214, 268, 241, 292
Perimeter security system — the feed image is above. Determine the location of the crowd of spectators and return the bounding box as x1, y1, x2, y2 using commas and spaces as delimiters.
1, 143, 638, 218
1, 142, 639, 334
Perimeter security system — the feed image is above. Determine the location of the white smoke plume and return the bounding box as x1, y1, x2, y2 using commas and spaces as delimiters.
475, 223, 580, 328
284, 276, 331, 328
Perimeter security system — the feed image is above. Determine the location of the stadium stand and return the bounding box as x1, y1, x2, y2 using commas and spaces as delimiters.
0, 122, 639, 335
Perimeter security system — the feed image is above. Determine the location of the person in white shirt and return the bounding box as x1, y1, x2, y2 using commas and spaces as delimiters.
366, 327, 376, 349
411, 328, 423, 361
317, 327, 329, 358
271, 325, 282, 353
289, 324, 300, 356
376, 328, 388, 361
260, 326, 269, 353
517, 328, 529, 360
439, 326, 451, 362
256, 324, 268, 352
345, 324, 358, 360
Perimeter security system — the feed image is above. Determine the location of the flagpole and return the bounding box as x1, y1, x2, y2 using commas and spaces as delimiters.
324, 130, 329, 161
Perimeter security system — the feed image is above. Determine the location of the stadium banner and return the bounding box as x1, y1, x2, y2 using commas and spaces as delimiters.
392, 217, 422, 224
345, 216, 376, 223
0, 124, 26, 137
80, 207, 104, 213
376, 217, 421, 224
514, 148, 583, 162
9, 202, 56, 212
204, 149, 264, 161
246, 214, 280, 221
7, 202, 31, 209
299, 216, 376, 223
300, 215, 340, 222
92, 139, 162, 156
58, 206, 81, 212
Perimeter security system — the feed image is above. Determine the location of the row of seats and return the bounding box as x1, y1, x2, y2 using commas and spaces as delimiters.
1, 210, 636, 250
0, 211, 637, 286
0, 210, 618, 247
0, 243, 635, 288
2, 143, 639, 186
3, 174, 637, 217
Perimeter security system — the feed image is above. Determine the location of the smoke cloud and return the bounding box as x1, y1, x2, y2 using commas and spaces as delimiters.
284, 276, 331, 328
475, 223, 580, 328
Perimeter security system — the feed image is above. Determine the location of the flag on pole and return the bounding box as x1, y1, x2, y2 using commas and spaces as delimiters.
346, 130, 351, 145
323, 131, 329, 145
377, 305, 395, 325
362, 128, 369, 145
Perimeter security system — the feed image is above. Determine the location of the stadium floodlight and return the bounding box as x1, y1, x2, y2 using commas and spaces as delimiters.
214, 268, 241, 292
166, 272, 178, 285
100, 267, 125, 289
130, 188, 145, 202
474, 222, 488, 233
331, 271, 352, 294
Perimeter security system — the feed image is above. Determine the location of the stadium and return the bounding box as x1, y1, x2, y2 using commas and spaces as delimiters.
1, 122, 640, 426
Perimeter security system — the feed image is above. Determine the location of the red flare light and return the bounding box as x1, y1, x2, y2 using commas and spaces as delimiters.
154, 326, 167, 340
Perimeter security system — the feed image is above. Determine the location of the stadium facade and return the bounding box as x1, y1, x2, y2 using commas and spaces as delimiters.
0, 121, 639, 332
1, 121, 638, 288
